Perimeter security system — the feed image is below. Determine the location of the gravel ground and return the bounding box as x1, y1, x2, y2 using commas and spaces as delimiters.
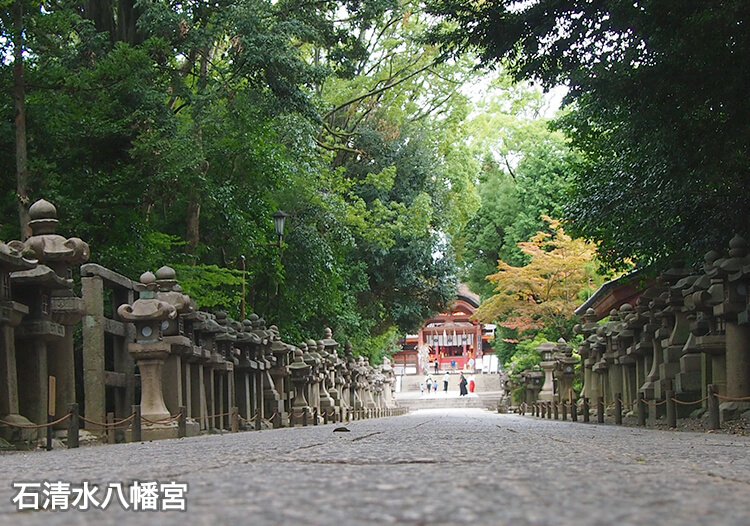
1, 408, 749, 526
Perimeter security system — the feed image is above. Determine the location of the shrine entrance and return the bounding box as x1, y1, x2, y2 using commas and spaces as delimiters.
394, 285, 495, 375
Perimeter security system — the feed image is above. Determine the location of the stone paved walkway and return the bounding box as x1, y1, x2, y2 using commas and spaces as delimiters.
1, 408, 749, 525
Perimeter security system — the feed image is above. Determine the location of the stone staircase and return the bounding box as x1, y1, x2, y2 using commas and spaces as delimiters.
395, 393, 504, 411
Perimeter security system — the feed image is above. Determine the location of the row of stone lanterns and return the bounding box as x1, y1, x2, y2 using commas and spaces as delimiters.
0, 199, 402, 447
571, 235, 750, 423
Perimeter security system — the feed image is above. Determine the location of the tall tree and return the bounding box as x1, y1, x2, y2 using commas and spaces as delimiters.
427, 0, 750, 270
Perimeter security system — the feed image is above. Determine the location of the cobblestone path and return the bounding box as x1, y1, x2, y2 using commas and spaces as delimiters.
1, 408, 749, 525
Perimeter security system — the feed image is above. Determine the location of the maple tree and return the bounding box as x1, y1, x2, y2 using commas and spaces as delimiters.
473, 216, 598, 339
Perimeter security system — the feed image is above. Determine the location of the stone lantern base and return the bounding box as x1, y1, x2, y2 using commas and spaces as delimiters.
125, 421, 180, 442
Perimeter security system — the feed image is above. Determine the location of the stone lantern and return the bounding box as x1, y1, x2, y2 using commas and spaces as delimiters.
0, 242, 35, 441
320, 328, 341, 407
268, 324, 292, 419
522, 366, 544, 405
536, 342, 556, 402
305, 339, 322, 415
117, 271, 177, 439
9, 199, 89, 427
710, 235, 750, 419
380, 355, 397, 409
553, 339, 578, 405
287, 347, 311, 422
316, 340, 336, 414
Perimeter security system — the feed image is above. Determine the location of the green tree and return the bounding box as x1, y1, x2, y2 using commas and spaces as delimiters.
474, 217, 598, 341
427, 0, 750, 271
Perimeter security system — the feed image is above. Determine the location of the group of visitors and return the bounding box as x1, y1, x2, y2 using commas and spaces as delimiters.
420, 371, 476, 395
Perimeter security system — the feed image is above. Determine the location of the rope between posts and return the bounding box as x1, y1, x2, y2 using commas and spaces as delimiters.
263, 412, 277, 425
203, 411, 231, 420
671, 396, 709, 406
714, 393, 750, 402
641, 399, 667, 407
79, 413, 136, 429
141, 412, 182, 425
0, 412, 71, 429
617, 398, 634, 410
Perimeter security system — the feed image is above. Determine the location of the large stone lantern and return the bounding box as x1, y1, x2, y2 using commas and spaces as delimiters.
9, 199, 89, 427
0, 242, 35, 442
117, 271, 177, 437
536, 342, 556, 402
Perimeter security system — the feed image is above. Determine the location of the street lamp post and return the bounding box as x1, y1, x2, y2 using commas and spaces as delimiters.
271, 210, 290, 248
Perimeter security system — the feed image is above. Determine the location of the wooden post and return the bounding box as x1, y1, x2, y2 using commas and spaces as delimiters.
571, 401, 578, 422
107, 412, 116, 444
666, 390, 676, 429
132, 405, 142, 442
231, 406, 239, 433
289, 410, 296, 427
67, 403, 79, 449
637, 396, 646, 427
708, 384, 720, 430
553, 401, 559, 420
323, 409, 329, 425
547, 401, 552, 420
583, 398, 590, 423
47, 376, 56, 451
273, 411, 281, 429
178, 406, 187, 438
302, 409, 308, 427
615, 393, 622, 425
255, 407, 262, 431
313, 407, 318, 426
561, 400, 567, 421
597, 397, 604, 424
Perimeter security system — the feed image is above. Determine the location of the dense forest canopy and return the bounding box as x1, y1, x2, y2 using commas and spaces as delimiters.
427, 0, 750, 271
5, 0, 733, 364
1, 0, 503, 361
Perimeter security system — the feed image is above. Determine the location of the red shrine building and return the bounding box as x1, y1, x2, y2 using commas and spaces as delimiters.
393, 284, 496, 375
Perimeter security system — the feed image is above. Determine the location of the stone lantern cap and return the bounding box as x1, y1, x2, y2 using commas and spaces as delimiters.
154, 266, 194, 314
117, 271, 177, 323
288, 347, 311, 373
0, 242, 36, 272
11, 264, 70, 290
10, 199, 89, 267
320, 327, 339, 353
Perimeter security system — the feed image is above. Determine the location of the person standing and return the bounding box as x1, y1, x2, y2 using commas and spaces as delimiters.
425, 376, 432, 394
442, 372, 450, 393
459, 373, 468, 396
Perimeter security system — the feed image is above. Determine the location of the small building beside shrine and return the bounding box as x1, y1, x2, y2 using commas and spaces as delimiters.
393, 285, 496, 375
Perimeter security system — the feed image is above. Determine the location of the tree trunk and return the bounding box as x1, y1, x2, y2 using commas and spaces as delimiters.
186, 194, 201, 257
13, 0, 30, 240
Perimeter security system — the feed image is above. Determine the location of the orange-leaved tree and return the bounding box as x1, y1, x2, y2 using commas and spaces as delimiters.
473, 216, 598, 339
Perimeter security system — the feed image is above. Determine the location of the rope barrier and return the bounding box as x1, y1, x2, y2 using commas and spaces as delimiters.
79, 413, 136, 429
641, 398, 667, 407
0, 412, 72, 429
671, 396, 709, 406
202, 411, 231, 420
141, 412, 183, 425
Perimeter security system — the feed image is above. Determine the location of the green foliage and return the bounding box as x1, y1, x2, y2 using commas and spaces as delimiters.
427, 0, 750, 271
172, 264, 245, 317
